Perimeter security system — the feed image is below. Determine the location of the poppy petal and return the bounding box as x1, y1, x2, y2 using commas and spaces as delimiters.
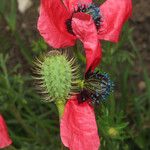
38, 0, 76, 48
72, 12, 101, 72
0, 115, 12, 149
60, 96, 100, 150
98, 0, 132, 42
63, 0, 92, 11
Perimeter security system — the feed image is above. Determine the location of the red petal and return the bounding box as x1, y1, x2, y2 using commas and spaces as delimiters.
63, 0, 92, 12
98, 0, 132, 42
72, 12, 101, 72
60, 96, 100, 150
37, 0, 76, 48
0, 115, 12, 149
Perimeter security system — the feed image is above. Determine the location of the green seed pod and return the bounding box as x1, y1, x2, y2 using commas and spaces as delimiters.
33, 50, 80, 117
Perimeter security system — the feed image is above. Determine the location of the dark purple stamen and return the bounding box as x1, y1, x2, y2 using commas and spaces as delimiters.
66, 19, 75, 35
78, 70, 114, 105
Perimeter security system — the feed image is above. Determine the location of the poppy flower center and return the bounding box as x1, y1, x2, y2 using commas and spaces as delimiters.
78, 70, 114, 105
66, 3, 101, 35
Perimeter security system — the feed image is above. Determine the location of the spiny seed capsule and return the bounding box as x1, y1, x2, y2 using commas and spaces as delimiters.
33, 50, 79, 117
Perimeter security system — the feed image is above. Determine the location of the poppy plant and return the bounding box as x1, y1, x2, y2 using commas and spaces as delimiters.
0, 115, 12, 149
60, 71, 114, 150
37, 0, 132, 149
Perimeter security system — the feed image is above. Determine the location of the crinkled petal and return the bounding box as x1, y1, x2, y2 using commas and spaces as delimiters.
37, 0, 76, 48
98, 0, 132, 42
72, 12, 101, 72
60, 96, 100, 150
0, 115, 12, 149
63, 0, 92, 12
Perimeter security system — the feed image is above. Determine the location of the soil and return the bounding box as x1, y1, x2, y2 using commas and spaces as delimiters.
130, 0, 150, 91
131, 0, 150, 70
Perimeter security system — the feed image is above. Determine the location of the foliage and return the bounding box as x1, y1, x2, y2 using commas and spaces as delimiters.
0, 0, 149, 150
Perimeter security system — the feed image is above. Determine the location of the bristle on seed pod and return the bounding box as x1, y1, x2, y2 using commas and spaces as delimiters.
33, 50, 80, 117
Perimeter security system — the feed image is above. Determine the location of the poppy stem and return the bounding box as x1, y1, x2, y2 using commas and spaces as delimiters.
76, 80, 85, 90
7, 145, 17, 150
55, 100, 65, 119
55, 100, 66, 150
61, 142, 65, 150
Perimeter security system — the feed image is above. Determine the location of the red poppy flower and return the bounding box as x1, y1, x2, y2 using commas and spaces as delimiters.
38, 0, 132, 149
38, 0, 132, 72
60, 96, 100, 150
0, 115, 12, 149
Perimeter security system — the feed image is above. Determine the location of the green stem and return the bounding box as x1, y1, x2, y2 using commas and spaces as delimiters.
55, 100, 65, 119
76, 79, 85, 90
55, 100, 66, 150
5, 145, 17, 150
61, 142, 65, 150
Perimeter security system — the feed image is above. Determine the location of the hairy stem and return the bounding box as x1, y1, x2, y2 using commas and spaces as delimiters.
55, 100, 65, 119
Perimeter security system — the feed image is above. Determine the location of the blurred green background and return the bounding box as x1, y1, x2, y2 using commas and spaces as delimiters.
0, 0, 149, 150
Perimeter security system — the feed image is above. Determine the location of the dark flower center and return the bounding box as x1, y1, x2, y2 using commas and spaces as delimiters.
66, 3, 102, 35
78, 70, 114, 105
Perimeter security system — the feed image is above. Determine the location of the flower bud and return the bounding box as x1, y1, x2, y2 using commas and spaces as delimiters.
108, 127, 118, 138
